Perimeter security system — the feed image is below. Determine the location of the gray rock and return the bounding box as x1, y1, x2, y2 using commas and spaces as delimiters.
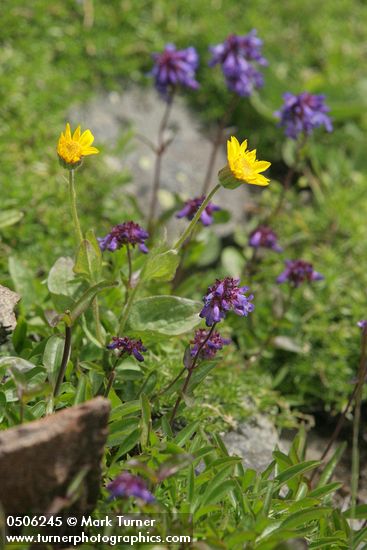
222, 412, 280, 472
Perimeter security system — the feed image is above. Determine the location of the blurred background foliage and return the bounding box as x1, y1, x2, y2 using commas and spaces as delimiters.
1, 0, 367, 418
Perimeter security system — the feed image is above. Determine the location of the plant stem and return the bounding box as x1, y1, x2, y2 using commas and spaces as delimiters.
152, 367, 187, 401
126, 244, 132, 288
104, 357, 120, 398
147, 94, 174, 233
201, 95, 240, 195
54, 324, 72, 397
118, 280, 141, 335
68, 169, 83, 247
174, 184, 221, 251
170, 324, 216, 427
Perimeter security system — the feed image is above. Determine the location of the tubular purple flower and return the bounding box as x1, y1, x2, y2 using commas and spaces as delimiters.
209, 31, 267, 97
200, 277, 254, 327
98, 221, 149, 254
249, 226, 282, 252
274, 92, 333, 140
277, 260, 324, 287
107, 473, 155, 503
176, 196, 221, 226
107, 337, 147, 362
357, 320, 367, 330
190, 328, 231, 360
151, 43, 199, 99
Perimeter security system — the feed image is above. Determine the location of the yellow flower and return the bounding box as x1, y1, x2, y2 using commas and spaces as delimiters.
57, 123, 99, 169
219, 136, 271, 189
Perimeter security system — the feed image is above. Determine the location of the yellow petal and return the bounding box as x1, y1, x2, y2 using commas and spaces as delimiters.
239, 140, 248, 153
82, 146, 99, 156
65, 123, 71, 140
79, 129, 94, 147
73, 125, 81, 140
254, 160, 271, 172
249, 174, 270, 186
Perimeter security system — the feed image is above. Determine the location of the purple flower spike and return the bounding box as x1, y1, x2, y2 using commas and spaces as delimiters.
200, 277, 254, 327
209, 30, 267, 97
274, 92, 333, 140
190, 328, 231, 360
176, 196, 221, 227
357, 320, 367, 330
151, 43, 199, 99
107, 336, 147, 362
98, 221, 149, 254
107, 473, 155, 503
249, 226, 282, 252
277, 260, 324, 287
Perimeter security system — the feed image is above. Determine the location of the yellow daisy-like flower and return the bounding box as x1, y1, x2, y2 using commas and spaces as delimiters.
57, 123, 99, 169
219, 136, 271, 189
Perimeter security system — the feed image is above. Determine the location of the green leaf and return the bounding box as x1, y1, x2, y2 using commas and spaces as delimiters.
143, 248, 179, 282
174, 420, 200, 447
0, 209, 23, 229
43, 336, 65, 388
47, 257, 77, 296
115, 428, 141, 459
308, 482, 343, 499
275, 460, 321, 487
221, 247, 245, 278
74, 231, 102, 283
281, 507, 333, 529
127, 296, 201, 336
69, 280, 117, 325
317, 442, 347, 487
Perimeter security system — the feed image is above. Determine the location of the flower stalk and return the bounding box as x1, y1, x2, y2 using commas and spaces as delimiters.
68, 169, 83, 247
147, 93, 174, 233
170, 324, 217, 427
54, 323, 72, 397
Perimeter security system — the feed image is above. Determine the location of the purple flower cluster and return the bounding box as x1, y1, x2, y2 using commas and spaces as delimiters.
98, 221, 149, 254
107, 336, 147, 362
275, 92, 333, 140
200, 277, 254, 327
277, 260, 324, 287
107, 473, 154, 503
176, 196, 221, 226
151, 43, 199, 99
190, 328, 230, 360
357, 320, 367, 330
209, 31, 267, 97
249, 226, 282, 252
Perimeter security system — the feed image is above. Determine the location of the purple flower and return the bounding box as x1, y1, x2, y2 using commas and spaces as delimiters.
200, 277, 254, 327
190, 328, 231, 360
274, 92, 333, 140
277, 260, 324, 287
176, 196, 221, 226
107, 473, 155, 503
357, 320, 367, 330
107, 337, 147, 362
249, 226, 282, 252
98, 221, 149, 254
209, 31, 267, 97
151, 43, 199, 98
